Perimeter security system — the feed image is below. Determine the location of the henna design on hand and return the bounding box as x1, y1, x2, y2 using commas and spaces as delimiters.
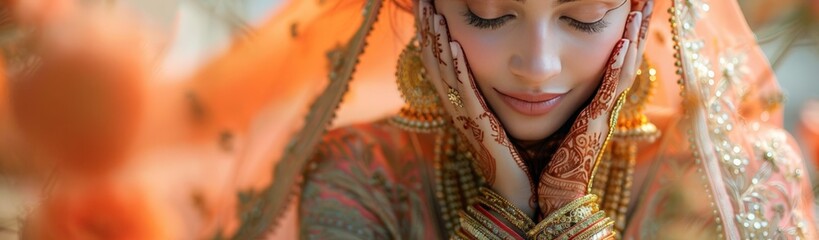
479, 112, 530, 184
456, 47, 533, 186
420, 3, 446, 66
417, 0, 536, 212
537, 39, 629, 216
455, 115, 497, 184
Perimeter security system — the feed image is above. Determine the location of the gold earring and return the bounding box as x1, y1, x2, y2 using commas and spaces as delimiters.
390, 38, 447, 132
616, 57, 660, 141
591, 56, 661, 238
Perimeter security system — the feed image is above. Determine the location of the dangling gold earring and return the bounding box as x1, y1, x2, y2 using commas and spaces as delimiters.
390, 38, 446, 132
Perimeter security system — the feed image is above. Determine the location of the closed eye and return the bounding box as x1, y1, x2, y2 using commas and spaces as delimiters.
560, 17, 609, 33
463, 10, 515, 30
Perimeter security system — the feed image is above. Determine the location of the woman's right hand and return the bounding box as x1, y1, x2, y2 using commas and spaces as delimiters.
416, 0, 536, 217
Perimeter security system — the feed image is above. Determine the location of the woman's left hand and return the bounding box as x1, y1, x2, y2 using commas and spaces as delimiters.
537, 0, 653, 217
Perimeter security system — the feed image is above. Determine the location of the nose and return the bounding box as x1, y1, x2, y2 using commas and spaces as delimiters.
508, 24, 562, 86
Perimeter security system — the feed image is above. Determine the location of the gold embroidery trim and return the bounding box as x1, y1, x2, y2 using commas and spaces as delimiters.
478, 187, 536, 231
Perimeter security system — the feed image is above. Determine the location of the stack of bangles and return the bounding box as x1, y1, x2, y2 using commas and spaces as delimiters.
454, 187, 614, 240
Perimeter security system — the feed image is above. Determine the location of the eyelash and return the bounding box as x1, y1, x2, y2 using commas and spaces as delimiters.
560, 17, 610, 33
462, 10, 610, 34
462, 10, 513, 30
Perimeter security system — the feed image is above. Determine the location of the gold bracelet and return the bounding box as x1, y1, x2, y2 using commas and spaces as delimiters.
543, 205, 598, 239
572, 216, 615, 240
478, 187, 536, 231
554, 211, 607, 240
527, 194, 599, 237
453, 230, 471, 240
459, 211, 501, 240
464, 206, 518, 240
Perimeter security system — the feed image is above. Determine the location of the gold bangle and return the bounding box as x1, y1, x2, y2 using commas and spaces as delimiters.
453, 230, 471, 240
459, 211, 500, 240
572, 216, 615, 240
554, 211, 607, 240
527, 194, 599, 237
544, 205, 598, 239
464, 206, 518, 240
478, 187, 536, 231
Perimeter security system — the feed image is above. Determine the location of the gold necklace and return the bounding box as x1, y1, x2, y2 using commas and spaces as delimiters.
433, 125, 483, 236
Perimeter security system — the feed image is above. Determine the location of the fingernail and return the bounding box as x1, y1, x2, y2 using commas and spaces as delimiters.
612, 40, 630, 69
643, 1, 654, 18
433, 14, 443, 33
626, 12, 642, 40
450, 42, 460, 59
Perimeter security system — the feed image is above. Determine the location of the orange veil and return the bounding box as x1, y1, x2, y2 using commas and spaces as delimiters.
190, 0, 816, 238
1, 0, 814, 238
185, 0, 414, 238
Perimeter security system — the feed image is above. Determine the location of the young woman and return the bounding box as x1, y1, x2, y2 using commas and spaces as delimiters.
217, 0, 818, 239
3, 0, 814, 239
181, 0, 816, 239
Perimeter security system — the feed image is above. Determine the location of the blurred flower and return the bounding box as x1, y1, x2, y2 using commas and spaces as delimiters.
3, 0, 74, 27
22, 180, 171, 240
7, 1, 147, 175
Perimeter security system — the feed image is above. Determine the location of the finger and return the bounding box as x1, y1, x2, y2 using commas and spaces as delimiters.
450, 41, 491, 117
417, 0, 432, 48
431, 14, 459, 89
419, 47, 451, 114
594, 39, 630, 112
451, 43, 493, 151
625, 12, 642, 43
447, 41, 496, 182
615, 11, 642, 95
413, 0, 422, 41
636, 0, 654, 67
616, 36, 639, 96
639, 1, 653, 43
417, 1, 450, 106
449, 41, 487, 144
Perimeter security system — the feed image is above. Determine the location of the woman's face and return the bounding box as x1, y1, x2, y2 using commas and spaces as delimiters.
434, 0, 631, 141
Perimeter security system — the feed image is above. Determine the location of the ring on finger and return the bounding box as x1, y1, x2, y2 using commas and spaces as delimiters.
448, 87, 463, 108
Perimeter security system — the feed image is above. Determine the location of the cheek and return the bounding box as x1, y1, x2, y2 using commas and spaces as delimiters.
563, 21, 628, 88
563, 33, 622, 77
447, 25, 509, 87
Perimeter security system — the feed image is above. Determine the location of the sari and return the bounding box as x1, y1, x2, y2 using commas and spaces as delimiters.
1, 0, 815, 239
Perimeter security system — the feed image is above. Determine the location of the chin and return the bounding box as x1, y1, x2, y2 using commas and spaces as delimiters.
502, 115, 564, 142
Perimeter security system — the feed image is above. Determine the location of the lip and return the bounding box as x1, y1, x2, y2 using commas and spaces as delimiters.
494, 88, 567, 116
